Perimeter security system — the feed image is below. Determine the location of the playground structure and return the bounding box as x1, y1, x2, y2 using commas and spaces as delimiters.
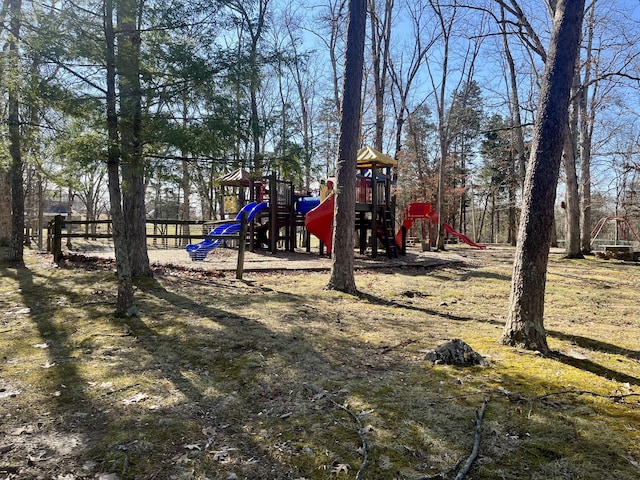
186, 171, 320, 260
305, 146, 399, 257
590, 216, 640, 260
304, 146, 485, 257
187, 146, 486, 261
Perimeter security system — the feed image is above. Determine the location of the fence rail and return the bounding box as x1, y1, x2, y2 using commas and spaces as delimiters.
47, 214, 249, 279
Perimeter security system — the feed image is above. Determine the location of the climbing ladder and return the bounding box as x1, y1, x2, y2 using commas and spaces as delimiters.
379, 208, 398, 258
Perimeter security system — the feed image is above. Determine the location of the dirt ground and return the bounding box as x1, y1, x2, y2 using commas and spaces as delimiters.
69, 242, 476, 274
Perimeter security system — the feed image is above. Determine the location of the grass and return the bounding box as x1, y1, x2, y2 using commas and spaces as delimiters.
0, 246, 638, 479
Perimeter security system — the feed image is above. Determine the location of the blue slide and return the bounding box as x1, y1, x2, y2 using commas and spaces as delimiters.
186, 202, 268, 260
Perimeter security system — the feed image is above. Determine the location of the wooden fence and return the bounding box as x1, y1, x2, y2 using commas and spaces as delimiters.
47, 214, 249, 279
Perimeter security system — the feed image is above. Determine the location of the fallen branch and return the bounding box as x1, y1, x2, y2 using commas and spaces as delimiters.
529, 389, 640, 403
525, 389, 639, 418
101, 382, 141, 397
414, 458, 463, 479
454, 399, 488, 480
323, 393, 369, 480
379, 338, 417, 354
415, 399, 489, 480
494, 387, 640, 417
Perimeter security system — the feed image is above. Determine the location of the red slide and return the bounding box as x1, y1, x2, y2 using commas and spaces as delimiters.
395, 202, 437, 247
443, 223, 486, 249
305, 194, 335, 253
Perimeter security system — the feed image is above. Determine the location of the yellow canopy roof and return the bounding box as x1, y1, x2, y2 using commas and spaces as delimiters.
216, 168, 251, 186
356, 146, 397, 168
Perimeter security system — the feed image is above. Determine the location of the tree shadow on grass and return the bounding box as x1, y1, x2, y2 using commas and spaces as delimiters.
548, 330, 640, 360
0, 264, 108, 477
549, 351, 640, 386
356, 290, 504, 327
111, 276, 363, 477
546, 329, 640, 386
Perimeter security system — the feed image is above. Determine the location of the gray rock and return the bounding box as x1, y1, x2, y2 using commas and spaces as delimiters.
424, 339, 488, 366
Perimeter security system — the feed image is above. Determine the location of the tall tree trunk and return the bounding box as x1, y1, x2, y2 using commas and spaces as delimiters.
8, 0, 23, 263
0, 170, 10, 247
105, 0, 135, 315
234, 0, 268, 175
501, 4, 523, 245
286, 21, 313, 191
507, 148, 517, 245
369, 0, 393, 151
37, 174, 44, 249
579, 101, 593, 254
65, 188, 74, 249
502, 0, 585, 353
430, 1, 454, 251
181, 156, 190, 245
389, 0, 434, 159
181, 98, 190, 246
325, 0, 347, 114
563, 132, 582, 257
500, 3, 527, 190
562, 56, 583, 259
118, 0, 151, 278
435, 134, 447, 250
579, 4, 596, 254
326, 0, 367, 294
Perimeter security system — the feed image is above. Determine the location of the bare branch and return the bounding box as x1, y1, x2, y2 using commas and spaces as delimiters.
454, 399, 489, 480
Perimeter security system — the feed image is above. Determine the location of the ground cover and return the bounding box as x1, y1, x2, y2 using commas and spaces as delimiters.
0, 246, 638, 479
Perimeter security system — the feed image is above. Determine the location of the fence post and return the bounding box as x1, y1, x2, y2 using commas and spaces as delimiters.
52, 215, 63, 264
46, 220, 52, 253
236, 211, 248, 280
401, 225, 407, 255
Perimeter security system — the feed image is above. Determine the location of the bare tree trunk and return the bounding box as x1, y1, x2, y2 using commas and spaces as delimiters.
118, 0, 151, 278
429, 0, 455, 251
181, 156, 190, 244
65, 188, 74, 249
500, 4, 523, 245
8, 0, 23, 263
326, 0, 367, 294
369, 0, 393, 151
181, 98, 190, 246
490, 190, 495, 243
328, 1, 346, 113
507, 151, 517, 245
435, 133, 447, 250
579, 5, 596, 254
500, 3, 527, 190
226, 0, 269, 174
105, 0, 135, 316
562, 55, 583, 259
389, 0, 435, 158
502, 0, 585, 353
563, 128, 583, 258
579, 109, 593, 254
285, 19, 313, 191
0, 170, 10, 247
37, 175, 44, 249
